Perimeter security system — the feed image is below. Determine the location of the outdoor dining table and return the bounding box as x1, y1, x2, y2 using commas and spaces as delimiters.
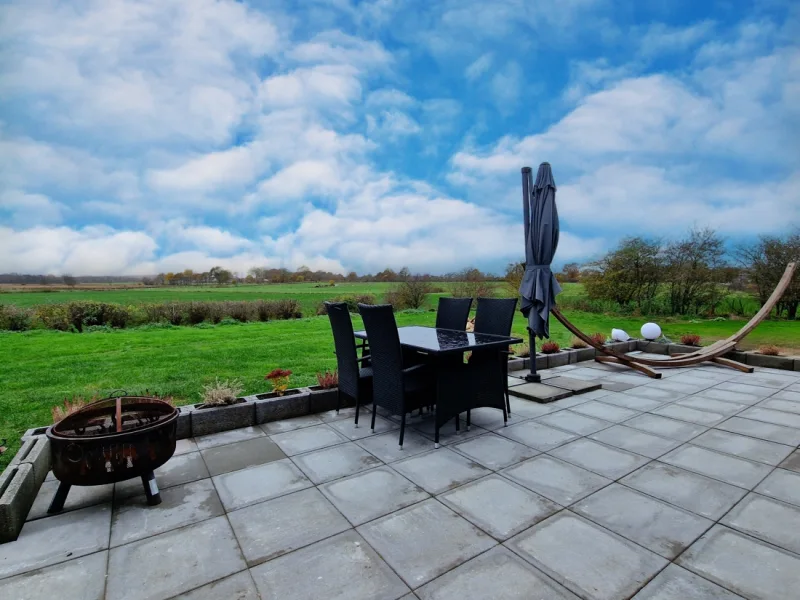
353, 325, 523, 444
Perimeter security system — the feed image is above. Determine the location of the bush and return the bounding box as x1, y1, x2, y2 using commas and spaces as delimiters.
680, 334, 701, 346
0, 304, 32, 331
541, 341, 560, 354
570, 336, 589, 349
330, 294, 375, 313
224, 301, 254, 322
513, 344, 530, 358
34, 304, 71, 330
200, 378, 244, 406
386, 278, 432, 310
758, 345, 780, 356
590, 332, 607, 345
316, 370, 338, 388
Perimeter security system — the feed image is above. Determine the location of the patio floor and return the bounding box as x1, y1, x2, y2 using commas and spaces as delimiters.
2, 360, 800, 599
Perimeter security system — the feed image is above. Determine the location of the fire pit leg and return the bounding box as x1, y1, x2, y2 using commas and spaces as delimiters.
47, 482, 72, 514
141, 471, 162, 506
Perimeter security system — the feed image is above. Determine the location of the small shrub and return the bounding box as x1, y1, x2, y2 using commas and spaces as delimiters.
316, 370, 338, 388
541, 341, 560, 354
200, 378, 244, 406
513, 344, 531, 358
589, 332, 607, 346
681, 334, 701, 346
759, 345, 780, 356
332, 295, 375, 313
570, 336, 589, 349
316, 302, 328, 316
0, 304, 32, 331
265, 368, 292, 396
224, 301, 254, 322
273, 299, 302, 319
34, 304, 71, 330
387, 279, 432, 310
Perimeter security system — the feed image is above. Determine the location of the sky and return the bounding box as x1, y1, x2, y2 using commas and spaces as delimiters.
0, 0, 798, 276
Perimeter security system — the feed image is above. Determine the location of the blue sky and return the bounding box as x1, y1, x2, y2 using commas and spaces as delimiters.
0, 0, 798, 276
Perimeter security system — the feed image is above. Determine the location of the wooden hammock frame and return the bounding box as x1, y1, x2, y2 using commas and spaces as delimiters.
551, 262, 797, 379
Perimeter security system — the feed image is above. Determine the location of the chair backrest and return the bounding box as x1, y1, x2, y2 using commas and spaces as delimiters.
435, 297, 472, 330
474, 297, 518, 337
325, 302, 360, 398
358, 304, 404, 412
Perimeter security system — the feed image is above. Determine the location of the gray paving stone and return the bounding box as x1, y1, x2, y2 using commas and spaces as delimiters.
318, 405, 363, 422
772, 389, 800, 402
652, 404, 727, 426
509, 382, 571, 403
507, 376, 526, 387
699, 387, 767, 406
755, 468, 800, 507
415, 546, 580, 600
721, 493, 800, 555
569, 400, 640, 422
778, 449, 800, 472
625, 414, 708, 441
228, 487, 350, 566
501, 455, 611, 505
0, 550, 107, 600
497, 420, 578, 451
632, 563, 744, 600
173, 438, 198, 455
328, 413, 399, 440
715, 416, 800, 446
106, 516, 245, 600
691, 429, 793, 465
599, 392, 664, 411
648, 380, 710, 395
320, 466, 429, 526
451, 433, 538, 470
589, 425, 682, 459
567, 387, 612, 399
194, 426, 264, 450
545, 376, 602, 393
259, 413, 323, 433
355, 429, 432, 462
410, 416, 487, 444
438, 474, 558, 540
0, 504, 110, 579
573, 484, 712, 558
111, 478, 223, 547
507, 395, 563, 417
678, 525, 800, 600
759, 397, 800, 415
676, 396, 747, 416
292, 441, 382, 484
27, 480, 113, 521
714, 381, 779, 400
170, 571, 259, 600
461, 407, 508, 430
115, 451, 210, 500
357, 499, 496, 588
212, 459, 312, 511
548, 394, 594, 409
506, 512, 667, 600
537, 410, 613, 435
200, 436, 286, 476
391, 448, 490, 494
606, 373, 651, 385
660, 445, 771, 489
250, 530, 410, 600
622, 386, 685, 402
621, 462, 747, 520
733, 371, 798, 389
549, 438, 650, 479
269, 423, 349, 455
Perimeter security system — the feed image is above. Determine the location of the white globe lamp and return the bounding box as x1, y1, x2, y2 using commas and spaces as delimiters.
641, 322, 661, 340
611, 328, 630, 342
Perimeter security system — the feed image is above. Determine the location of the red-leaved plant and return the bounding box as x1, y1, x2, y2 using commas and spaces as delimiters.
541, 341, 560, 354
589, 332, 606, 346
316, 370, 338, 389
759, 345, 780, 356
681, 334, 701, 346
265, 368, 292, 396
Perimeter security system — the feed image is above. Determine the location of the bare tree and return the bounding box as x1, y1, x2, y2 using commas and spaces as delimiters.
62, 274, 77, 287
737, 228, 800, 319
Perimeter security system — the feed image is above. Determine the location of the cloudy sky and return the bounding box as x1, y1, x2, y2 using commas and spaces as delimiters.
0, 0, 798, 276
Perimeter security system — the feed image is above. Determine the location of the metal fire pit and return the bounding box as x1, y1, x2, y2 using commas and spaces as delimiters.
46, 395, 178, 513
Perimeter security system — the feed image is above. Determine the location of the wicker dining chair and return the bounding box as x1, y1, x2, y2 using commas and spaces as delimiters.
325, 302, 373, 426
358, 303, 435, 448
472, 297, 518, 416
435, 297, 473, 330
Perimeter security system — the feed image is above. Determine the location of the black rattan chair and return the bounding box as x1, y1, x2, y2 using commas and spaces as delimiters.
358, 303, 435, 448
435, 297, 472, 330
472, 297, 518, 417
325, 302, 373, 426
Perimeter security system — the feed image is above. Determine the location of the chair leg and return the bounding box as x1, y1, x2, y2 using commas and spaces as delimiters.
399, 413, 406, 449
455, 416, 460, 433
370, 403, 377, 433
466, 410, 471, 431
505, 384, 511, 418
336, 389, 341, 414
434, 423, 440, 449
354, 395, 360, 428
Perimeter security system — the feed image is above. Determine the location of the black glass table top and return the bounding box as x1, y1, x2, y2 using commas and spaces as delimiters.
353, 326, 522, 355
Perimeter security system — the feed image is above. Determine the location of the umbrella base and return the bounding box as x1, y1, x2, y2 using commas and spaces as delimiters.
524, 373, 541, 383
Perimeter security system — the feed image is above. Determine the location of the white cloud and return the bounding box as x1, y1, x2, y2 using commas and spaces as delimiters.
366, 111, 421, 139
465, 53, 493, 81
366, 88, 417, 108
0, 191, 66, 228
490, 62, 523, 115
147, 144, 269, 192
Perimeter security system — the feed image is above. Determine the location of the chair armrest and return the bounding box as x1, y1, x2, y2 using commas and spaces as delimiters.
356, 355, 371, 363
402, 364, 428, 376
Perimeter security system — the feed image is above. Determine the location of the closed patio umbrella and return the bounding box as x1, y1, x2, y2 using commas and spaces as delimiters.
519, 163, 561, 381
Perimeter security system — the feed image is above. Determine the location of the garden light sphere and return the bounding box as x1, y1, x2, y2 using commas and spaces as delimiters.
611, 328, 630, 342
641, 322, 661, 340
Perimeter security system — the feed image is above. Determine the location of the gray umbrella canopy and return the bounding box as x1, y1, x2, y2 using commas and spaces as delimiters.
519, 163, 562, 338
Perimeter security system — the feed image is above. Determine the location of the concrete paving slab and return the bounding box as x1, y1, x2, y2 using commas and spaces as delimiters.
496, 420, 578, 451
589, 425, 682, 459
355, 429, 432, 462
676, 396, 747, 416
573, 484, 712, 558
115, 451, 210, 500
621, 462, 747, 520
721, 493, 800, 555
732, 372, 798, 389
111, 478, 223, 547
598, 392, 664, 411
507, 396, 563, 418
632, 563, 744, 600
606, 373, 652, 385
714, 416, 800, 446
678, 525, 800, 600
778, 449, 800, 472
545, 377, 602, 394
357, 499, 496, 588
501, 455, 611, 505
212, 459, 312, 511
259, 413, 323, 434
106, 516, 245, 600
506, 512, 667, 600
451, 433, 538, 470
27, 480, 113, 521
772, 389, 800, 402
328, 414, 399, 440
621, 387, 686, 402
652, 404, 727, 426
170, 571, 259, 600
0, 550, 107, 600
200, 436, 286, 476
249, 530, 410, 600
714, 382, 778, 400
660, 445, 771, 489
173, 438, 198, 455
509, 382, 572, 403
194, 426, 264, 450
755, 468, 800, 507
461, 407, 508, 430
438, 474, 558, 540
537, 410, 613, 435
549, 438, 651, 479
647, 380, 709, 395
317, 405, 363, 423
415, 546, 580, 600
391, 448, 490, 495
0, 503, 110, 579
506, 376, 526, 387
569, 400, 640, 423
269, 423, 349, 455
319, 466, 428, 526
292, 441, 382, 484
228, 487, 350, 566
410, 416, 487, 444
600, 381, 638, 392
625, 414, 708, 442
699, 387, 767, 406
691, 429, 793, 465
758, 398, 800, 415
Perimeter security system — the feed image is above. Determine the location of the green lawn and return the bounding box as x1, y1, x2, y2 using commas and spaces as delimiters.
2, 308, 798, 471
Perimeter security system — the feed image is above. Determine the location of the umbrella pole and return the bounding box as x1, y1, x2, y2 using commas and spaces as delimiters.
524, 328, 540, 383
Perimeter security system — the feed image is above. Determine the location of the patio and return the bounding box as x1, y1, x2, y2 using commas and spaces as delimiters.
2, 360, 800, 600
